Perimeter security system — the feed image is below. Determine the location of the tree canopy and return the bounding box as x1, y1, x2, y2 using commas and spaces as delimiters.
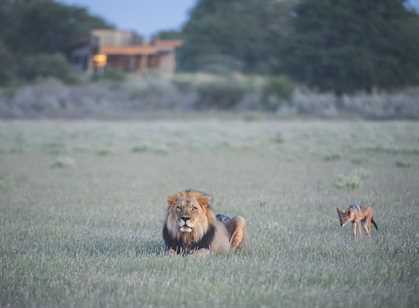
283, 0, 419, 93
179, 0, 297, 74
1, 0, 419, 93
179, 0, 419, 93
151, 29, 183, 41
0, 0, 111, 85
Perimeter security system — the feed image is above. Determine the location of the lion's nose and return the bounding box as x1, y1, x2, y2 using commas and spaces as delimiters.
181, 216, 190, 221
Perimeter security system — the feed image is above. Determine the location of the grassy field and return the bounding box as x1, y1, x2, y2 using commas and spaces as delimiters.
0, 118, 418, 308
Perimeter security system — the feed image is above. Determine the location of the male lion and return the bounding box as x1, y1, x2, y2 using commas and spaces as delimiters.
163, 190, 246, 256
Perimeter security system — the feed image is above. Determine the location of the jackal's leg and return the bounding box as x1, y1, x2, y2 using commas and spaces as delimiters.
358, 222, 363, 239
352, 222, 358, 240
362, 221, 371, 237
225, 216, 246, 249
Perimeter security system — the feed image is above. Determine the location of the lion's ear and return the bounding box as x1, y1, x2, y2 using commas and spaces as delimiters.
197, 195, 210, 208
167, 195, 177, 207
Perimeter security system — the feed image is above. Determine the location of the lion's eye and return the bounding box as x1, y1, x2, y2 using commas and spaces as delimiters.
192, 206, 198, 210
176, 206, 181, 211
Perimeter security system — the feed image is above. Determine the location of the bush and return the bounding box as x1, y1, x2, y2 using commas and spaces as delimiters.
342, 89, 419, 119
265, 76, 294, 99
92, 68, 127, 82
262, 76, 294, 111
290, 88, 338, 117
195, 79, 248, 109
1, 73, 418, 119
18, 53, 78, 84
125, 76, 197, 110
335, 174, 361, 190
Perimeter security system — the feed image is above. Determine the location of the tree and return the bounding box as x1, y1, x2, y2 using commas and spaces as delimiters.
283, 0, 419, 94
0, 40, 17, 86
0, 0, 112, 85
18, 53, 77, 83
179, 0, 297, 74
3, 0, 112, 57
151, 29, 183, 41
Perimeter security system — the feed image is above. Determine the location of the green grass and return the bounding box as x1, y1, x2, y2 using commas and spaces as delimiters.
0, 119, 418, 308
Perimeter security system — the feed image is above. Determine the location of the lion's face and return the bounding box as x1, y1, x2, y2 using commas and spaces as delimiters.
166, 191, 213, 240
174, 197, 204, 232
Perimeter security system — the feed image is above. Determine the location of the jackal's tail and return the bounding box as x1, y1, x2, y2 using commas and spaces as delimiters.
371, 218, 378, 230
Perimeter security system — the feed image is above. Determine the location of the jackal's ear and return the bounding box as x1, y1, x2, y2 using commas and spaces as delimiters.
336, 208, 344, 215
167, 195, 178, 207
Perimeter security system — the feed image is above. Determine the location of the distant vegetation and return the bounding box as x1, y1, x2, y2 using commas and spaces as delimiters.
0, 0, 419, 117
180, 0, 419, 94
0, 74, 295, 118
284, 0, 419, 94
179, 0, 296, 74
151, 29, 183, 41
2, 0, 419, 95
1, 75, 418, 119
0, 0, 111, 86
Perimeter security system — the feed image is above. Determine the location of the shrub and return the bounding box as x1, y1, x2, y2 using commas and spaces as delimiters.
342, 89, 419, 119
96, 149, 112, 156
195, 78, 249, 110
126, 76, 195, 110
1, 73, 418, 119
289, 87, 419, 119
395, 160, 411, 168
335, 174, 361, 190
51, 157, 76, 168
335, 168, 369, 191
262, 76, 294, 111
93, 68, 127, 82
18, 53, 78, 84
323, 154, 341, 161
291, 88, 338, 117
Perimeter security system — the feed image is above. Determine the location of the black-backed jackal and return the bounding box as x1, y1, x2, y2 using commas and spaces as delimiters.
337, 203, 378, 239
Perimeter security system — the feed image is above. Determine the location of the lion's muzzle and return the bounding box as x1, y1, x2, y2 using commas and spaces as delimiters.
177, 217, 193, 232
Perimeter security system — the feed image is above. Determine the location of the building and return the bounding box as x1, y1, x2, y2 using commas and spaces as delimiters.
72, 29, 182, 75
92, 29, 139, 48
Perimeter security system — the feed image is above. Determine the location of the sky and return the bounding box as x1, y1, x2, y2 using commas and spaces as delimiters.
60, 0, 198, 39
61, 0, 419, 39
